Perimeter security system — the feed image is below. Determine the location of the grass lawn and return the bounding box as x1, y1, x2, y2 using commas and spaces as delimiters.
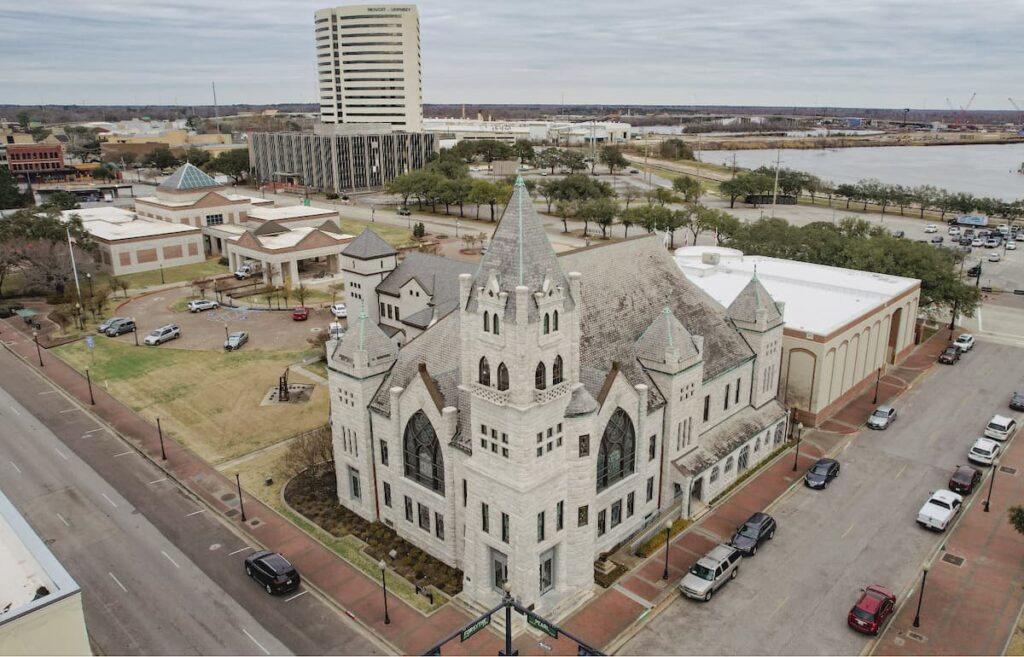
304, 359, 328, 380
232, 449, 440, 614
339, 218, 414, 248
53, 339, 328, 465
116, 258, 229, 290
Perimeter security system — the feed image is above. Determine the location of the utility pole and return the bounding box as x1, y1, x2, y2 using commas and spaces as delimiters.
65, 226, 84, 313
212, 81, 220, 133
770, 148, 782, 217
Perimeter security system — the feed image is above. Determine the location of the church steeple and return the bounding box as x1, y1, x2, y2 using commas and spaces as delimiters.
467, 177, 573, 324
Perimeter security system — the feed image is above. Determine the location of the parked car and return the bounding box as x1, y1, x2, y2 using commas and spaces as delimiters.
188, 299, 219, 313
224, 331, 249, 351
1008, 241, 1018, 250
917, 489, 963, 531
948, 465, 982, 495
948, 226, 961, 236
930, 235, 944, 244
953, 334, 975, 351
244, 550, 301, 595
968, 437, 1001, 465
938, 346, 961, 364
679, 544, 741, 602
98, 316, 127, 333
972, 238, 984, 247
397, 207, 411, 216
967, 263, 982, 277
924, 224, 938, 233
984, 414, 1017, 441
804, 458, 840, 489
729, 512, 776, 556
988, 252, 1002, 263
234, 261, 260, 279
1009, 392, 1024, 411
292, 306, 309, 321
104, 318, 136, 337
143, 323, 181, 346
987, 237, 1001, 248
329, 322, 344, 339
329, 303, 348, 318
892, 230, 905, 239
848, 585, 896, 635
959, 237, 972, 246
867, 404, 897, 430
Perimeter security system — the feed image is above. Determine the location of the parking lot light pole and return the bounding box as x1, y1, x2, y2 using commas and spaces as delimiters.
984, 457, 1000, 512
791, 422, 803, 472
86, 368, 95, 405
33, 331, 43, 367
912, 563, 930, 628
378, 559, 391, 625
661, 519, 673, 580
872, 367, 883, 404
157, 417, 167, 460
236, 473, 247, 522
132, 319, 139, 346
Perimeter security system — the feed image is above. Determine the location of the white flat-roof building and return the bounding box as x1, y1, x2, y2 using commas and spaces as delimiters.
423, 118, 632, 146
220, 220, 355, 287
0, 489, 90, 655
676, 246, 921, 426
62, 206, 205, 276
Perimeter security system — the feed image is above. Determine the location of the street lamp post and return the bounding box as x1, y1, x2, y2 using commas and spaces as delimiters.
791, 422, 804, 472
159, 264, 165, 285
157, 417, 167, 461
378, 559, 391, 624
86, 272, 94, 300
661, 519, 673, 580
132, 319, 139, 346
500, 582, 517, 656
912, 563, 931, 628
33, 330, 43, 367
984, 457, 1000, 512
86, 368, 95, 405
235, 472, 247, 522
872, 367, 883, 404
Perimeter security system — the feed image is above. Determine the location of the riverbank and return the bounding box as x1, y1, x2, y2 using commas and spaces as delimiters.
688, 131, 1024, 151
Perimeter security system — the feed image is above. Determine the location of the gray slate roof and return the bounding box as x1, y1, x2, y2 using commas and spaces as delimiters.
468, 177, 573, 323
376, 252, 475, 329
727, 274, 783, 326
319, 219, 343, 234
635, 306, 700, 366
673, 400, 787, 476
565, 384, 599, 417
343, 228, 397, 260
332, 306, 399, 367
559, 236, 754, 405
253, 220, 288, 236
158, 163, 220, 191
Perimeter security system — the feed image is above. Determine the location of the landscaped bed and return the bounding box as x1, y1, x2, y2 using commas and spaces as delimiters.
284, 468, 463, 597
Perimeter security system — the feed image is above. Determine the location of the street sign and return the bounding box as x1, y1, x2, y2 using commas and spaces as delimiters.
460, 615, 490, 642
85, 336, 94, 350
527, 613, 559, 639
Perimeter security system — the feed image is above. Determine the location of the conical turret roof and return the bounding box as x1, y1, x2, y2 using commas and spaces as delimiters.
332, 304, 398, 368
468, 177, 572, 322
343, 228, 397, 260
636, 306, 700, 365
727, 273, 782, 326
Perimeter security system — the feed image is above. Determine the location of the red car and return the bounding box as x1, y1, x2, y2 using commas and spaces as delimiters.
292, 306, 309, 321
948, 465, 982, 494
848, 585, 896, 635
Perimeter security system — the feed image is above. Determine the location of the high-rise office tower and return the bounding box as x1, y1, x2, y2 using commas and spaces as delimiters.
314, 4, 423, 132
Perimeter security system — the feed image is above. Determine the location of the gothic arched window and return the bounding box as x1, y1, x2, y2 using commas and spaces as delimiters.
552, 355, 563, 385
403, 410, 445, 495
493, 314, 500, 335
596, 408, 636, 492
484, 311, 490, 333
553, 310, 559, 331
497, 363, 509, 391
479, 357, 490, 386
543, 314, 550, 335
535, 362, 546, 390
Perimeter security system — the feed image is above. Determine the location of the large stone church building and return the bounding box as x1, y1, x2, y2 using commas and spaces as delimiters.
327, 178, 788, 615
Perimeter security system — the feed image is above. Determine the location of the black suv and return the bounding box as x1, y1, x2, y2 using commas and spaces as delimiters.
244, 550, 301, 595
1010, 392, 1024, 412
938, 346, 961, 365
729, 512, 776, 556
104, 318, 136, 337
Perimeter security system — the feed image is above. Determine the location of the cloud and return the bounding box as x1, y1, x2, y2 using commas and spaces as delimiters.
0, 0, 1019, 109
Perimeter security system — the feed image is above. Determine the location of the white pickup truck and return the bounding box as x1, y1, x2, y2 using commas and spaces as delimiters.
234, 261, 262, 279
916, 489, 963, 531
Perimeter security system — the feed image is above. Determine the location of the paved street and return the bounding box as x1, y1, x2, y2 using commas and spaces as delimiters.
0, 345, 383, 655
622, 337, 1024, 655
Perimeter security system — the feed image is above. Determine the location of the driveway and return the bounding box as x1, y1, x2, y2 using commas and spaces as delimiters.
110, 287, 341, 352
622, 338, 1024, 655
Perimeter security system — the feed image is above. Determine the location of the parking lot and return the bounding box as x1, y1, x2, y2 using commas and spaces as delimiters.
623, 337, 1024, 655
107, 287, 343, 352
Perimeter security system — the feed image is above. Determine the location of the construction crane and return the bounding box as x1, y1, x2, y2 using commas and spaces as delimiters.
945, 93, 976, 128
1010, 98, 1023, 126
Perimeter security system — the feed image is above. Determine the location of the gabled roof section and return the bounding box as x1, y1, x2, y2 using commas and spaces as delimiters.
343, 228, 397, 260
253, 220, 289, 236
319, 219, 343, 234
157, 163, 221, 191
332, 304, 399, 368
636, 306, 700, 365
727, 273, 783, 326
468, 177, 573, 323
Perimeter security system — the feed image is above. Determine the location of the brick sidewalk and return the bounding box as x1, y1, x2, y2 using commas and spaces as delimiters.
0, 319, 503, 657
1, 313, 953, 657
874, 432, 1024, 656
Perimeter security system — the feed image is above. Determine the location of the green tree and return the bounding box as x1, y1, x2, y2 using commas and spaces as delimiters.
559, 150, 587, 174
599, 146, 628, 175
183, 146, 212, 168
535, 149, 560, 174
142, 147, 180, 170
512, 139, 535, 163
1009, 507, 1024, 536
0, 169, 29, 210
468, 179, 498, 219
672, 176, 703, 203
657, 138, 694, 160
43, 191, 80, 211
209, 149, 250, 184
91, 164, 117, 181
439, 176, 471, 216
620, 206, 643, 238
578, 197, 619, 238
413, 222, 426, 239
620, 184, 641, 209
718, 177, 748, 209
385, 172, 417, 208
17, 112, 30, 129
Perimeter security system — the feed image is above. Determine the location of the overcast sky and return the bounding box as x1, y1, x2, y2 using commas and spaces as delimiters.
1, 0, 1020, 110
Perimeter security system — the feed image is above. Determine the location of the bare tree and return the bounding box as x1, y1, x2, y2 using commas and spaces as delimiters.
191, 277, 212, 299
293, 283, 308, 306
328, 282, 345, 303
283, 426, 334, 492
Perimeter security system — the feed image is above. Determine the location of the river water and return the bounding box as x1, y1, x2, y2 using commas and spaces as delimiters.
698, 143, 1024, 201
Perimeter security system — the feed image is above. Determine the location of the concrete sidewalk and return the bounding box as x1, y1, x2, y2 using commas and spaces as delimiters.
873, 431, 1024, 656
0, 317, 503, 656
